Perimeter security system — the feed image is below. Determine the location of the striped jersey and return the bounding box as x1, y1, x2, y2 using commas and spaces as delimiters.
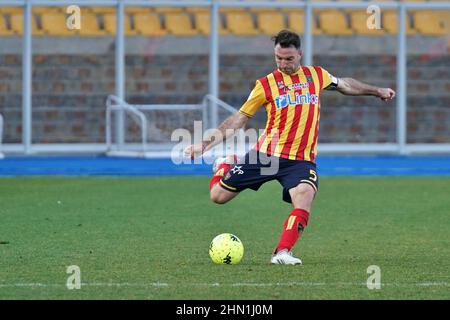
239, 66, 337, 163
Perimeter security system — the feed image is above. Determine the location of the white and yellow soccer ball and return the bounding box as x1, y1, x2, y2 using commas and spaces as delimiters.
209, 233, 244, 265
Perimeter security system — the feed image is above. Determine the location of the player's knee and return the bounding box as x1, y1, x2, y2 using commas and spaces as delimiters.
210, 189, 229, 205
290, 183, 316, 203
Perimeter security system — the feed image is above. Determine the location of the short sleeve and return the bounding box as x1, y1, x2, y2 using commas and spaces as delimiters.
320, 67, 339, 90
239, 80, 267, 118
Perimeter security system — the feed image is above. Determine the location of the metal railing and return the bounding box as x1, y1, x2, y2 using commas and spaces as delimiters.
105, 94, 244, 157
106, 95, 148, 154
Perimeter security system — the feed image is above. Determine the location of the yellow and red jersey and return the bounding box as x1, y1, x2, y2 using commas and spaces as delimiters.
239, 66, 337, 163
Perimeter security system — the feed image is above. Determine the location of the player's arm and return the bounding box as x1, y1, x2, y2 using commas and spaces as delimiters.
333, 77, 396, 101
184, 80, 266, 159
184, 112, 250, 159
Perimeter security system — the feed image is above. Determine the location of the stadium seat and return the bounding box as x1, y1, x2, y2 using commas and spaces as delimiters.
440, 10, 450, 33
40, 13, 77, 36
248, 1, 283, 14
225, 12, 260, 36
219, 7, 246, 14
319, 10, 354, 36
103, 14, 134, 35
85, 7, 116, 14
383, 12, 416, 35
257, 11, 287, 36
0, 15, 15, 36
288, 12, 322, 35
413, 11, 447, 36
350, 11, 385, 36
133, 13, 167, 36
125, 7, 152, 14
77, 14, 107, 36
32, 6, 64, 14
195, 12, 229, 35
165, 12, 198, 36
154, 7, 184, 13
10, 14, 43, 36
185, 7, 209, 14
0, 7, 22, 15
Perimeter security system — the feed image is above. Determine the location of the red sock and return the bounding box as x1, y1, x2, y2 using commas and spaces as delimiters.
209, 163, 231, 190
275, 208, 310, 253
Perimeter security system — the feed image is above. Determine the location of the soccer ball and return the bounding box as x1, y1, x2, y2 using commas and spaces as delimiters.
209, 233, 244, 265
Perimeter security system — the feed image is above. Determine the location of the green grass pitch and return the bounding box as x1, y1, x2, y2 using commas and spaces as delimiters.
0, 176, 449, 299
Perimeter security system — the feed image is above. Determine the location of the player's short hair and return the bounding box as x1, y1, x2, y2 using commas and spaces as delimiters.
271, 30, 301, 50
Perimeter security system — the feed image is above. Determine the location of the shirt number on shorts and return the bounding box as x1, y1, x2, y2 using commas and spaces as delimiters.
309, 169, 317, 182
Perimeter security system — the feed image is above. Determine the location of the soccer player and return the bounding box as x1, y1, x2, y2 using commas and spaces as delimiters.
184, 30, 395, 265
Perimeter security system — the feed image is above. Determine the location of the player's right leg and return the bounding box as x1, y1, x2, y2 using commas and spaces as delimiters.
210, 183, 239, 204
209, 155, 240, 204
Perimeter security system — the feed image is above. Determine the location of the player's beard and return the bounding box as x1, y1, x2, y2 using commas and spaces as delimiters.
280, 65, 300, 75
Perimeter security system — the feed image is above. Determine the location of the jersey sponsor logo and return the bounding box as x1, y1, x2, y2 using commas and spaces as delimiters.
277, 81, 309, 93
274, 92, 319, 109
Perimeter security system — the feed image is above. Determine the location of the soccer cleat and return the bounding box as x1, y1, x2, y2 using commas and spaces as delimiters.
270, 249, 302, 265
212, 154, 238, 173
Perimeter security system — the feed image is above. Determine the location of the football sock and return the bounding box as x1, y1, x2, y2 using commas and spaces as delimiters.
275, 208, 310, 253
209, 163, 231, 190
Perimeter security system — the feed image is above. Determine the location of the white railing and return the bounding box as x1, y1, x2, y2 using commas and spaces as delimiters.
106, 95, 208, 157
105, 94, 246, 158
106, 94, 148, 154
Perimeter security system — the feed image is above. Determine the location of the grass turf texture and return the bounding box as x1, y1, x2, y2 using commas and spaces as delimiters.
0, 176, 449, 299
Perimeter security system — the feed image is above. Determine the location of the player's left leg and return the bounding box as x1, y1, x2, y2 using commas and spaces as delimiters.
272, 162, 318, 265
271, 184, 315, 265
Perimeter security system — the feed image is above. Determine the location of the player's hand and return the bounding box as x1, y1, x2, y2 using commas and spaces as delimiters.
378, 88, 396, 101
184, 143, 205, 160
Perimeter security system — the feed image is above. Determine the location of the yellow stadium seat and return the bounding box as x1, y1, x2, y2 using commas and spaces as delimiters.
248, 2, 283, 14
85, 7, 116, 14
165, 12, 198, 36
219, 7, 246, 14
133, 13, 167, 36
10, 14, 43, 35
0, 7, 22, 15
225, 12, 260, 35
77, 14, 106, 36
125, 7, 152, 14
154, 7, 184, 13
0, 15, 15, 36
335, 0, 370, 14
32, 6, 64, 14
257, 12, 287, 36
40, 13, 77, 36
103, 14, 134, 35
439, 10, 450, 33
194, 12, 229, 35
383, 12, 416, 35
414, 11, 448, 36
288, 12, 322, 35
185, 7, 209, 14
319, 10, 354, 35
350, 11, 385, 36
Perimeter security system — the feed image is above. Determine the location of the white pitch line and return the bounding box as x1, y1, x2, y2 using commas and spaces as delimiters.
0, 282, 448, 288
